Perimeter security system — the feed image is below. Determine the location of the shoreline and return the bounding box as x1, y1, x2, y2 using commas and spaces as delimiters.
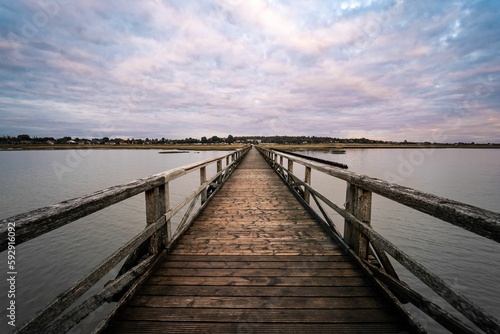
262, 143, 500, 150
1, 143, 499, 151
0, 144, 248, 151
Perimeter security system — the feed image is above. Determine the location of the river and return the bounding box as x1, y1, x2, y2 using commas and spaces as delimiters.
0, 148, 499, 333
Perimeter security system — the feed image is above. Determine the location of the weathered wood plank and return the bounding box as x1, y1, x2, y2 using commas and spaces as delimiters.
118, 308, 398, 323
139, 285, 379, 297
164, 254, 350, 262
152, 267, 363, 277
106, 321, 407, 334
129, 295, 390, 309
146, 275, 372, 287
159, 260, 355, 269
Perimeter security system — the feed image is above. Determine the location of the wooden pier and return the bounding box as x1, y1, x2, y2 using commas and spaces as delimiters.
2, 146, 499, 334
104, 148, 410, 333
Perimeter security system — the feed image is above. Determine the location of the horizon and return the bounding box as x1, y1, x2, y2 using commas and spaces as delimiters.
1, 133, 499, 145
1, 1, 499, 142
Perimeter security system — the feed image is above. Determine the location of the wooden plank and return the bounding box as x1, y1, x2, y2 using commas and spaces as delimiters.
169, 247, 343, 256
164, 254, 350, 262
118, 308, 398, 323
182, 232, 333, 240
106, 321, 407, 334
139, 285, 380, 297
152, 267, 363, 277
159, 260, 355, 269
146, 275, 372, 287
129, 295, 390, 309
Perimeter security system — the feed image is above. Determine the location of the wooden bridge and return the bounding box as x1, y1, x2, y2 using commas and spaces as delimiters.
1, 146, 499, 333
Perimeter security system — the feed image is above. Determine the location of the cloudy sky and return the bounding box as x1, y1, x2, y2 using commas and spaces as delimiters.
1, 0, 499, 142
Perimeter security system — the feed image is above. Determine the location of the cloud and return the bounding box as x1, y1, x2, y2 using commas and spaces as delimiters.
0, 0, 499, 142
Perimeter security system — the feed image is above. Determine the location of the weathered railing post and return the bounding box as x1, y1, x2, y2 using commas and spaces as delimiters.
164, 182, 171, 243
304, 166, 311, 204
280, 155, 283, 167
344, 183, 372, 259
287, 159, 294, 184
217, 159, 222, 183
145, 179, 167, 254
200, 166, 207, 204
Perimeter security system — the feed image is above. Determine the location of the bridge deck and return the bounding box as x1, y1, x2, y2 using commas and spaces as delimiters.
105, 148, 410, 333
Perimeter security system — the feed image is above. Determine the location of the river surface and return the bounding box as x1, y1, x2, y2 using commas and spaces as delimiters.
0, 148, 499, 333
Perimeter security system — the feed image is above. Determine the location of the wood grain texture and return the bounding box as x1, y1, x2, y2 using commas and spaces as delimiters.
103, 148, 411, 333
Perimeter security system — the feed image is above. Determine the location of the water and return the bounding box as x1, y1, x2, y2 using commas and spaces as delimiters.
0, 148, 499, 333
0, 149, 229, 333
296, 148, 500, 332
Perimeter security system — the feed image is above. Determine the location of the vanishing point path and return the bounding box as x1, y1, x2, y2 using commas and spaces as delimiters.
105, 148, 410, 333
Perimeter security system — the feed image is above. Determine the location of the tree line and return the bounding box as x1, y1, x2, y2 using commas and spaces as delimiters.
0, 134, 490, 146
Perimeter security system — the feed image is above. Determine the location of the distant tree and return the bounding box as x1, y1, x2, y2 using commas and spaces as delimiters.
226, 134, 235, 144
17, 134, 31, 141
211, 136, 220, 143
201, 136, 208, 143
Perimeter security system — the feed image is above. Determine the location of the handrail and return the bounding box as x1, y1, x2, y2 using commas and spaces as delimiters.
256, 146, 500, 334
0, 146, 251, 333
260, 148, 500, 243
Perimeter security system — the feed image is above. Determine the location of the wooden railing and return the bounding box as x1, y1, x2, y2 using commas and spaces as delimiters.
0, 146, 251, 334
257, 146, 500, 334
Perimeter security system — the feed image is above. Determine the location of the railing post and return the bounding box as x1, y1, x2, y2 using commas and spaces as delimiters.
287, 159, 294, 184
344, 183, 372, 259
216, 159, 224, 184
288, 159, 293, 183
226, 156, 230, 166
145, 180, 167, 254
304, 166, 311, 204
280, 155, 283, 166
165, 182, 171, 243
217, 159, 222, 172
200, 166, 207, 204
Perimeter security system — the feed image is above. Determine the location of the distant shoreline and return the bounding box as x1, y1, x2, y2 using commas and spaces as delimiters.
262, 143, 500, 150
0, 144, 247, 151
1, 143, 499, 151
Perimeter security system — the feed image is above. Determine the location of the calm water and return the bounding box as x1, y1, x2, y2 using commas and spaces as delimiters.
299, 148, 500, 332
0, 148, 499, 333
0, 149, 228, 333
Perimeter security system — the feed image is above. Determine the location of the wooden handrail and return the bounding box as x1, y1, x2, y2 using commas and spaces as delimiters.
1, 146, 250, 333
257, 146, 500, 334
0, 147, 250, 252
259, 147, 500, 243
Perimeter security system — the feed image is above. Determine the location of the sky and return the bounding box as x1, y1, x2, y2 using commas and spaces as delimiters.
0, 0, 499, 142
